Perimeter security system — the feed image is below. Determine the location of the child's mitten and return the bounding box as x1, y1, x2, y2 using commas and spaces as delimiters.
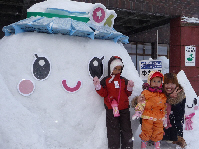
132, 111, 142, 120
93, 76, 101, 90
127, 80, 134, 91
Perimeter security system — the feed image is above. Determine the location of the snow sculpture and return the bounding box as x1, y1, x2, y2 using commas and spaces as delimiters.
177, 70, 198, 130
0, 0, 143, 148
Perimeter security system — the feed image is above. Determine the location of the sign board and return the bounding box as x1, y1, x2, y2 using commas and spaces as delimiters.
139, 60, 162, 80
90, 3, 117, 28
185, 46, 196, 66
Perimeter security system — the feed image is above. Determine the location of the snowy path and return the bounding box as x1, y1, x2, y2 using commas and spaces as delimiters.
141, 141, 179, 149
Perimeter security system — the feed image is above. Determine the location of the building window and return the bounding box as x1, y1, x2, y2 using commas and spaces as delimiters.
124, 42, 169, 74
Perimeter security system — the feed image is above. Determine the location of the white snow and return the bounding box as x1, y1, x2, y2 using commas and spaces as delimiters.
177, 70, 198, 115
28, 0, 94, 13
0, 0, 198, 149
181, 16, 199, 23
0, 73, 46, 149
157, 56, 169, 75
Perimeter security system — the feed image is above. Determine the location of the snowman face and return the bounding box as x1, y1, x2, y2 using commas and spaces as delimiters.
187, 98, 198, 110
185, 97, 198, 117
0, 32, 136, 148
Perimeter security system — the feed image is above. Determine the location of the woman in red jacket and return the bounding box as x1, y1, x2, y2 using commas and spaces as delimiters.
93, 56, 134, 149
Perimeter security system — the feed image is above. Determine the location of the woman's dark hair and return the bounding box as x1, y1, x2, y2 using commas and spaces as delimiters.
164, 73, 179, 86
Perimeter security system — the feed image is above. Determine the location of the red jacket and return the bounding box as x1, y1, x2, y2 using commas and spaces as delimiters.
96, 73, 132, 110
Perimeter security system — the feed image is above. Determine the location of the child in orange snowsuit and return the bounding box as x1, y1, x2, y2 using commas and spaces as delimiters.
138, 71, 167, 149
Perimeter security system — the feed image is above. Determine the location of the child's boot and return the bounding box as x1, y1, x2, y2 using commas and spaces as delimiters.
172, 136, 187, 148
154, 141, 160, 149
141, 140, 147, 149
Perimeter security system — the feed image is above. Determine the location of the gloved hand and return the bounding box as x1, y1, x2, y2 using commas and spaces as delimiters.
163, 116, 167, 128
132, 111, 142, 120
165, 103, 172, 129
127, 80, 134, 91
93, 76, 101, 90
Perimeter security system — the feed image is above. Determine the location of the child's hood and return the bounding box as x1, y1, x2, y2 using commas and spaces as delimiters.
108, 56, 123, 76
147, 71, 164, 85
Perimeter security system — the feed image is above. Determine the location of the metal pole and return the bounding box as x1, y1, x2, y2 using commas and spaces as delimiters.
157, 30, 158, 58
136, 42, 137, 70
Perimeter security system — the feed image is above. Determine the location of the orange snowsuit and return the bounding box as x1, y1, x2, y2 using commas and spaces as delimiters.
139, 90, 167, 142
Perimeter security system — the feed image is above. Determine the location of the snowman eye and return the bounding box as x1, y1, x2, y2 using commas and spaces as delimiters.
32, 54, 51, 80
194, 98, 197, 105
88, 56, 104, 79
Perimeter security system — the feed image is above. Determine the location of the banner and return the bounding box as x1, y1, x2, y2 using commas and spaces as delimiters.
139, 60, 162, 80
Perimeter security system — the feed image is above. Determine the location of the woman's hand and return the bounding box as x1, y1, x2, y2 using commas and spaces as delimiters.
170, 87, 182, 98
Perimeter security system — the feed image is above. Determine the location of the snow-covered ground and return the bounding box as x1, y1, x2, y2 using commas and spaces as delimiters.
0, 0, 198, 149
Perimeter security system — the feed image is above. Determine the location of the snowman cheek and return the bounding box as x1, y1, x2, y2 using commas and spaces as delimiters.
18, 79, 35, 96
194, 106, 198, 110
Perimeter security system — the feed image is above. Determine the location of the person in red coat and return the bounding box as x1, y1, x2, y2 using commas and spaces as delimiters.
93, 56, 134, 149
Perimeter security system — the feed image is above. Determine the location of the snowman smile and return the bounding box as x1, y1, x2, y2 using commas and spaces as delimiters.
62, 80, 82, 93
